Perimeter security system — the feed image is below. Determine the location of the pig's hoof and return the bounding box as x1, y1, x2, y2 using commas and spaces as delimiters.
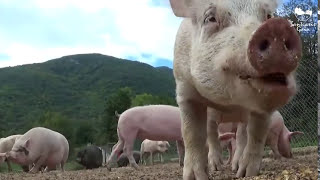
183, 166, 209, 180
231, 160, 238, 172
208, 156, 223, 171
236, 154, 261, 177
106, 165, 111, 171
29, 169, 39, 174
208, 148, 223, 171
131, 164, 139, 170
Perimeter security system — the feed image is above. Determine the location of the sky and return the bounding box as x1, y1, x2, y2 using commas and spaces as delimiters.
0, 0, 316, 69
0, 0, 183, 68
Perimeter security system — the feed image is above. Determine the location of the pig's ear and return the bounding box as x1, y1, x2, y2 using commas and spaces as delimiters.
24, 139, 31, 149
115, 111, 121, 118
218, 132, 236, 141
289, 131, 304, 139
166, 142, 170, 147
169, 0, 192, 17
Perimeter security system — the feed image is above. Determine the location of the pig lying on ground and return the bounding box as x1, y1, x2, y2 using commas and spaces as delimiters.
140, 139, 170, 165
117, 151, 140, 167
218, 111, 304, 163
3, 127, 69, 173
106, 105, 185, 170
76, 145, 110, 169
169, 0, 302, 178
0, 135, 29, 172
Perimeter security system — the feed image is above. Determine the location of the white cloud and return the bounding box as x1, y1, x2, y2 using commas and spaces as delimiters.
0, 0, 182, 68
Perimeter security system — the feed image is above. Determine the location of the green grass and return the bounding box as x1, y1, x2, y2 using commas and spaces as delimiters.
64, 161, 84, 171
0, 163, 24, 173
0, 160, 85, 173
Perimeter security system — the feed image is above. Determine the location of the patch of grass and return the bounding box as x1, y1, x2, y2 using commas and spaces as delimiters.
0, 163, 24, 173
64, 161, 84, 171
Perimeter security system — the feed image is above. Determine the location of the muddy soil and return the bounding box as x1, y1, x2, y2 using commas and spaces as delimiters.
0, 147, 317, 180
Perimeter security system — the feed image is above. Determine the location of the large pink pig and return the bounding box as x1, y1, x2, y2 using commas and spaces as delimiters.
218, 111, 303, 163
4, 127, 69, 173
169, 0, 301, 178
106, 105, 185, 170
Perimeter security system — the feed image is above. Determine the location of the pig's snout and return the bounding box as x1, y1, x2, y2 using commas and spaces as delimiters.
248, 18, 302, 75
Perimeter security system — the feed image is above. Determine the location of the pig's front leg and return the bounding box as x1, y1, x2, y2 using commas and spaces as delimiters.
232, 123, 247, 172
179, 100, 208, 180
207, 108, 223, 171
236, 113, 271, 177
6, 160, 12, 172
150, 152, 153, 165
226, 143, 232, 165
29, 156, 47, 174
176, 140, 185, 167
268, 135, 283, 160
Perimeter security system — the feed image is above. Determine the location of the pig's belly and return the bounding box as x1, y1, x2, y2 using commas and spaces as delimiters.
44, 152, 64, 167
137, 124, 182, 141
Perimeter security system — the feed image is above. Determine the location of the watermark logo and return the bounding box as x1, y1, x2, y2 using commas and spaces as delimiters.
288, 3, 316, 32
294, 3, 312, 22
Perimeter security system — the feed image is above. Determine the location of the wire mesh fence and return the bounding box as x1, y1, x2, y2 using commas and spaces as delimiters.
110, 67, 319, 162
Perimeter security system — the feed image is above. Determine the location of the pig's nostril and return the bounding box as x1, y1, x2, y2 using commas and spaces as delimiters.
284, 40, 291, 50
259, 40, 270, 51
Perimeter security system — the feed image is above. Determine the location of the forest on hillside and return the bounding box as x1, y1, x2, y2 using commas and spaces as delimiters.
0, 54, 177, 154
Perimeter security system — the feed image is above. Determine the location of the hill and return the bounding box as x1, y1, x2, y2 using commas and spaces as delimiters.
0, 53, 176, 135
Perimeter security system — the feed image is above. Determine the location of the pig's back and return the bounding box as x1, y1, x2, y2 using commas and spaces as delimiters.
0, 135, 22, 152
21, 127, 68, 153
119, 105, 182, 140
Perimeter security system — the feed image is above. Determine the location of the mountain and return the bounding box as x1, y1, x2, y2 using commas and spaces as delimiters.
0, 53, 176, 134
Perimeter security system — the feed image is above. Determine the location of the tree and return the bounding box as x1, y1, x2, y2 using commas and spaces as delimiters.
32, 111, 76, 156
33, 111, 74, 142
74, 121, 97, 145
131, 93, 177, 107
100, 87, 133, 143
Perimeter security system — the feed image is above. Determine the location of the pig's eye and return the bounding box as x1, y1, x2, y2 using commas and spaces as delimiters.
267, 14, 272, 19
204, 15, 217, 24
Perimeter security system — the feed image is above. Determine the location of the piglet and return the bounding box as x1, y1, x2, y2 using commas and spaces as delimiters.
140, 139, 170, 165
5, 127, 69, 173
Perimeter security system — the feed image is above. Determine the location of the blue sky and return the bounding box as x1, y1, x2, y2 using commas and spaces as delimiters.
0, 0, 182, 68
0, 0, 316, 69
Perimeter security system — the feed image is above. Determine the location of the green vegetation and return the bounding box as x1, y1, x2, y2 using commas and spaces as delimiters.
0, 53, 177, 156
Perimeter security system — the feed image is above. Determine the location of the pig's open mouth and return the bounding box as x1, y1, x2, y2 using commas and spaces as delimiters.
239, 72, 288, 86
260, 73, 288, 86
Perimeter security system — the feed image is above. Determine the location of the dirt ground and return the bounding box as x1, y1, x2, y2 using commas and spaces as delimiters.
0, 146, 317, 180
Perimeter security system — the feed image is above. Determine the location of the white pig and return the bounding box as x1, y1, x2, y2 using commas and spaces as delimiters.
0, 135, 22, 171
4, 127, 69, 173
140, 139, 170, 165
106, 105, 185, 170
218, 111, 304, 163
169, 0, 302, 179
